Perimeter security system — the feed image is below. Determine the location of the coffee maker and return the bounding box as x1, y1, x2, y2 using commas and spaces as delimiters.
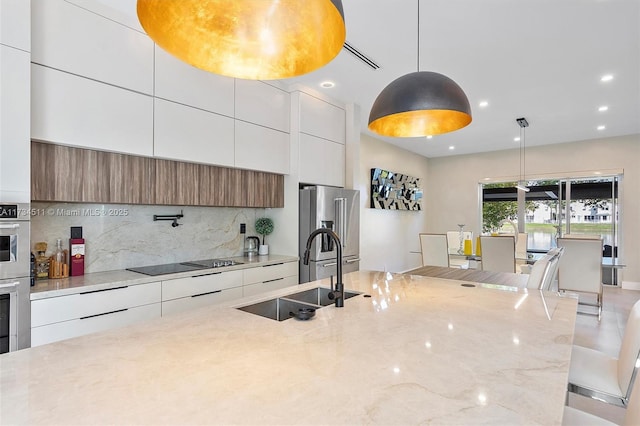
244, 236, 260, 257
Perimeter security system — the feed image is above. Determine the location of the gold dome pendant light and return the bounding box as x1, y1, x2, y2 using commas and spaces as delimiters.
368, 1, 471, 137
137, 0, 346, 80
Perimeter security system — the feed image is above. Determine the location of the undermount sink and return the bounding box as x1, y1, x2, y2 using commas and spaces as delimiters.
237, 297, 319, 322
284, 287, 361, 307
236, 287, 362, 321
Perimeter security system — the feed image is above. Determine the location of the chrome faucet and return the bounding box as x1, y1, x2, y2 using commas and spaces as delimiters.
303, 228, 344, 308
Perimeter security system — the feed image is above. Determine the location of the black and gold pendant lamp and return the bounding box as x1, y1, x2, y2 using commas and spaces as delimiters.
368, 1, 472, 137
137, 0, 346, 80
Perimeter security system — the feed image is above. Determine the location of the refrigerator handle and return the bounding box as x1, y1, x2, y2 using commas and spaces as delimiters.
335, 197, 347, 249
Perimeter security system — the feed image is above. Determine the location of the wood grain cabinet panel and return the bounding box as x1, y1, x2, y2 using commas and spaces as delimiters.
155, 159, 199, 206
31, 141, 106, 202
32, 142, 284, 208
104, 152, 155, 205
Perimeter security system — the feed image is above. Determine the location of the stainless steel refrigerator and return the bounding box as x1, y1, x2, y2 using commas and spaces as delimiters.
299, 186, 360, 283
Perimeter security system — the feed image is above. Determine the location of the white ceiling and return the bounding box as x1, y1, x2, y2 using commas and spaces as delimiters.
109, 0, 640, 159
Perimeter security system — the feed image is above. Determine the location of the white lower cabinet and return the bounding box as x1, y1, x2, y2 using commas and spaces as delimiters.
161, 270, 243, 316
31, 281, 161, 346
242, 261, 298, 297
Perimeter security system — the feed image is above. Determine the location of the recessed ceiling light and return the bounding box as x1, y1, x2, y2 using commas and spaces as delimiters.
600, 74, 614, 82
479, 101, 489, 108
426, 135, 433, 139
514, 137, 520, 142
594, 171, 602, 175
320, 81, 335, 88
597, 125, 606, 130
598, 105, 609, 112
448, 145, 455, 150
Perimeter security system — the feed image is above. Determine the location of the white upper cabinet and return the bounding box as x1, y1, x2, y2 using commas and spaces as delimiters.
299, 92, 345, 144
31, 65, 154, 156
235, 80, 290, 133
31, 0, 154, 95
234, 121, 290, 175
0, 46, 30, 202
299, 133, 345, 187
154, 98, 235, 167
0, 0, 30, 51
154, 46, 235, 117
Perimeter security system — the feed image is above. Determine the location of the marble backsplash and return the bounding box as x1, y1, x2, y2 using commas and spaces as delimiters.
31, 202, 264, 273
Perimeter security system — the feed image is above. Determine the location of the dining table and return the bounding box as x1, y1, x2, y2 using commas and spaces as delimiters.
406, 264, 530, 287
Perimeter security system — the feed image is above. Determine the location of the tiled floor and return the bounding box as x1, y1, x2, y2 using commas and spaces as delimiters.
565, 285, 640, 424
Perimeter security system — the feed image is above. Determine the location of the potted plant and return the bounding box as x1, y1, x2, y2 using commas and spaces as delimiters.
255, 217, 274, 255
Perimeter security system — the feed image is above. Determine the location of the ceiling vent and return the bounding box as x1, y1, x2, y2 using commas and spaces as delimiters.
343, 41, 381, 70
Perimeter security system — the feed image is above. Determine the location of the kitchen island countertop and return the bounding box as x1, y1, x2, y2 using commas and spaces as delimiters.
3, 270, 577, 425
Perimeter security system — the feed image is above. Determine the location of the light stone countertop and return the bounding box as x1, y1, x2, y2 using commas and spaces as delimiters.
30, 254, 299, 300
3, 270, 577, 425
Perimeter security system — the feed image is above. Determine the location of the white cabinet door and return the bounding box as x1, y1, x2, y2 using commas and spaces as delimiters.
153, 98, 235, 167
161, 286, 243, 317
299, 92, 345, 144
0, 0, 30, 51
31, 282, 161, 327
243, 261, 298, 285
234, 121, 290, 174
161, 270, 243, 301
31, 303, 161, 347
31, 0, 153, 95
31, 65, 154, 156
235, 80, 290, 132
154, 46, 235, 117
243, 275, 298, 298
299, 133, 345, 187
0, 46, 30, 202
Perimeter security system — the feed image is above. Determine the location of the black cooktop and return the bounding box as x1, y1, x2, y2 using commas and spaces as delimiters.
127, 259, 243, 276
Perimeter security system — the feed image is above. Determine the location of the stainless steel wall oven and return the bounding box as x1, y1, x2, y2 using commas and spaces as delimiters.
0, 203, 31, 352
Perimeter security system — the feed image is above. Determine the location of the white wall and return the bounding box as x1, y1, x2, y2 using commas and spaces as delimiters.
359, 134, 430, 273
425, 134, 640, 285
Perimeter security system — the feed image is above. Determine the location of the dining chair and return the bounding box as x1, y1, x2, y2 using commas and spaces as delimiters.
446, 231, 473, 254
544, 247, 565, 291
526, 254, 553, 290
557, 237, 603, 319
567, 299, 640, 408
479, 235, 515, 273
563, 366, 640, 425
419, 233, 450, 267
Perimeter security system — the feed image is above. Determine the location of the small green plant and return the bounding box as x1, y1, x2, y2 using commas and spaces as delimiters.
255, 217, 274, 245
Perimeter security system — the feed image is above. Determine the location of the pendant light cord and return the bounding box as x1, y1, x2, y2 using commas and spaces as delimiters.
417, 0, 420, 72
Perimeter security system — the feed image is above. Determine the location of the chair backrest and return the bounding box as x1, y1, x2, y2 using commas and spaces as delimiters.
563, 233, 601, 239
479, 235, 515, 273
556, 238, 602, 293
516, 232, 528, 259
526, 254, 553, 290
446, 231, 473, 254
618, 299, 640, 399
544, 247, 564, 291
419, 233, 449, 267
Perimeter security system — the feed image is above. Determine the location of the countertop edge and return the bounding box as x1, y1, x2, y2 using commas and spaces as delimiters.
30, 254, 299, 300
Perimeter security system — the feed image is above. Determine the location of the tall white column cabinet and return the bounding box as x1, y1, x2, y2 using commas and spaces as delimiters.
0, 0, 30, 202
297, 92, 346, 187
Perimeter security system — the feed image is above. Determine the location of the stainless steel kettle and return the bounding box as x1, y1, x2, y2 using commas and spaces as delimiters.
244, 236, 260, 256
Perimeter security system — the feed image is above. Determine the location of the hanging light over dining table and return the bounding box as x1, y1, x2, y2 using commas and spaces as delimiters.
137, 0, 346, 80
368, 1, 472, 137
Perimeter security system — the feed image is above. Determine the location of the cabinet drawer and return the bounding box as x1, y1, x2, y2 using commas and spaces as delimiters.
243, 261, 298, 285
243, 275, 298, 298
161, 286, 243, 317
162, 270, 243, 301
31, 303, 161, 347
31, 282, 161, 327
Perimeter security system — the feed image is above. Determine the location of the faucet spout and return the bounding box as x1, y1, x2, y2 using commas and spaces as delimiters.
303, 228, 344, 308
